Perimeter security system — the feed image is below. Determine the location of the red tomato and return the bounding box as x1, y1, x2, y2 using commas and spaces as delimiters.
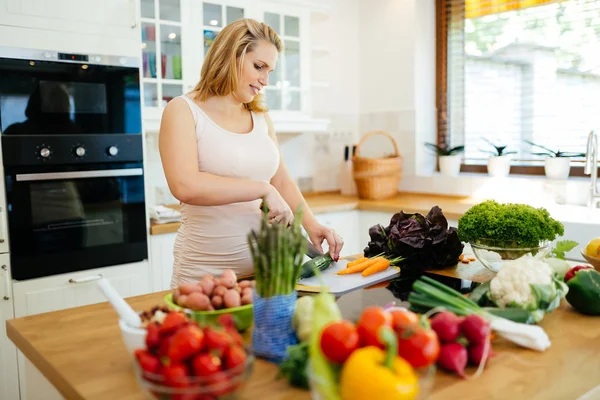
397, 327, 440, 368
319, 320, 360, 363
389, 309, 419, 334
356, 307, 392, 348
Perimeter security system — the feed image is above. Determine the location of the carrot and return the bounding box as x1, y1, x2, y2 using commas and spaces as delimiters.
362, 258, 391, 277
458, 254, 464, 261
346, 257, 368, 268
337, 257, 381, 275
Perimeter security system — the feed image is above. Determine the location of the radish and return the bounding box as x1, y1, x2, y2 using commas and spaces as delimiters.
430, 311, 461, 342
468, 340, 493, 366
461, 315, 490, 345
437, 342, 468, 378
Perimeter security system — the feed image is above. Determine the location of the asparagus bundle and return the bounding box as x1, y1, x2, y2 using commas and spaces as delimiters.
248, 205, 307, 297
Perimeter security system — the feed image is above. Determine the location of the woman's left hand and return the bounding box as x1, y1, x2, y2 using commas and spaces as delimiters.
306, 224, 344, 261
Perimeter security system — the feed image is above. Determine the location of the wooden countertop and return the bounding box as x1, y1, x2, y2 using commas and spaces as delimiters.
7, 263, 600, 400
150, 192, 477, 235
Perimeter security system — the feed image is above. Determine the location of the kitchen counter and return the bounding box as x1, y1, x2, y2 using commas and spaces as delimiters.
7, 265, 600, 400
150, 192, 477, 235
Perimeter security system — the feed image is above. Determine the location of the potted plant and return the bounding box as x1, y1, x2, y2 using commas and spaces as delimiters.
425, 143, 465, 177
526, 141, 585, 180
480, 138, 516, 178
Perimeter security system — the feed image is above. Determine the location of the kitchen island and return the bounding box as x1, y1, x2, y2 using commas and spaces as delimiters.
7, 263, 600, 400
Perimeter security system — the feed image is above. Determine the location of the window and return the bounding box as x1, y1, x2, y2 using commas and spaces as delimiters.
263, 12, 302, 112
437, 0, 600, 175
202, 3, 245, 56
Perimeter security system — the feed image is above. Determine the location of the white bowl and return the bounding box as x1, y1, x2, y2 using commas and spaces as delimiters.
118, 318, 146, 355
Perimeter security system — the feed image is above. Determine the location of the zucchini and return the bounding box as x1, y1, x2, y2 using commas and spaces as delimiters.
299, 254, 334, 280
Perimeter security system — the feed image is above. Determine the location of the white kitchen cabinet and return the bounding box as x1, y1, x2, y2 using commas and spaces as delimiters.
12, 261, 151, 318
0, 0, 138, 39
0, 255, 19, 400
149, 232, 177, 291
314, 211, 361, 256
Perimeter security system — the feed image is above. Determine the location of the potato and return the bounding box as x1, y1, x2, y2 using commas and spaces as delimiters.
211, 295, 224, 310
186, 292, 211, 311
213, 285, 227, 298
220, 269, 237, 289
179, 283, 203, 295
234, 285, 242, 294
238, 280, 251, 289
172, 289, 181, 303
198, 276, 215, 297
241, 292, 253, 305
177, 294, 189, 308
223, 289, 241, 309
242, 287, 252, 297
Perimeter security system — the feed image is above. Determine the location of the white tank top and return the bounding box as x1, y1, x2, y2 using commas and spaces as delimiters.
171, 95, 280, 287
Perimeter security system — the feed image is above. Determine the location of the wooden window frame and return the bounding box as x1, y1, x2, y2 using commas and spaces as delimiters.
435, 0, 595, 178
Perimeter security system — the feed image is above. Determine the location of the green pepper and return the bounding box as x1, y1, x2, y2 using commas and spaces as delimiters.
565, 268, 600, 315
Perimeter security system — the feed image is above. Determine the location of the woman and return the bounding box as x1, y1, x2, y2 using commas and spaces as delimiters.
159, 18, 344, 287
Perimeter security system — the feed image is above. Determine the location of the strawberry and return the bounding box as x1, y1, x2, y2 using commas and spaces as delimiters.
157, 332, 175, 360
203, 326, 231, 353
167, 324, 204, 364
191, 353, 222, 377
161, 363, 190, 387
145, 322, 161, 352
159, 312, 187, 336
217, 314, 235, 330
134, 349, 161, 375
223, 345, 247, 370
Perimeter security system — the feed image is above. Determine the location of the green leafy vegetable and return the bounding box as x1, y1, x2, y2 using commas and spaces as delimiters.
279, 342, 310, 389
550, 240, 578, 260
457, 200, 564, 248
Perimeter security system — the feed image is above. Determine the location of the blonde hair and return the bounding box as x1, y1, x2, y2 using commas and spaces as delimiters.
193, 19, 282, 112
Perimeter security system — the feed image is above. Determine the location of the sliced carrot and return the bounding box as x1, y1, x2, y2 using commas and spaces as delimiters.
458, 254, 464, 261
362, 258, 391, 277
468, 257, 476, 262
346, 257, 368, 268
337, 257, 381, 275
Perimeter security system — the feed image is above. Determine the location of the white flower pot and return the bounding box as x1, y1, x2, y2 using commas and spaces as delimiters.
544, 157, 571, 180
487, 155, 511, 177
438, 155, 462, 177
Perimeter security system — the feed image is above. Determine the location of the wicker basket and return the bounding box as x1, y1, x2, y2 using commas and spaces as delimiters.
352, 130, 403, 200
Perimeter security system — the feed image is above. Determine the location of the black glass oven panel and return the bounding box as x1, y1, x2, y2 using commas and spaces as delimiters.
0, 57, 141, 135
5, 163, 147, 280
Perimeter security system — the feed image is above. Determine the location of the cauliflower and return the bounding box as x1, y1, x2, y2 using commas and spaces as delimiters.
490, 255, 554, 310
293, 295, 314, 343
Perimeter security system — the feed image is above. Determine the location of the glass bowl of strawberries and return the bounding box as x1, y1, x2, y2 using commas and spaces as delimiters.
132, 311, 254, 399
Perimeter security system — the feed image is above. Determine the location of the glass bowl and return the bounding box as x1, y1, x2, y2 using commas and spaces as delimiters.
307, 363, 435, 400
133, 349, 255, 400
470, 240, 552, 272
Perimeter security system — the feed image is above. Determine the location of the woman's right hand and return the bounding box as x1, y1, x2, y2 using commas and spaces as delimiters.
263, 184, 294, 226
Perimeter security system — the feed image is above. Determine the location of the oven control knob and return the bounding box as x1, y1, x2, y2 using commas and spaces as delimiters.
75, 146, 86, 157
107, 146, 119, 156
40, 147, 51, 158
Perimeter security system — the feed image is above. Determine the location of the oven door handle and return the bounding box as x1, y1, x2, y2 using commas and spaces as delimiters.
2, 265, 10, 300
16, 168, 143, 182
68, 274, 103, 284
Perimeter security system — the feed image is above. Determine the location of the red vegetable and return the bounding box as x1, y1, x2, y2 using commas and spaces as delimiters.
460, 315, 490, 345
437, 342, 468, 378
430, 311, 461, 343
320, 320, 360, 363
564, 265, 593, 283
357, 307, 392, 348
468, 341, 492, 366
397, 327, 440, 368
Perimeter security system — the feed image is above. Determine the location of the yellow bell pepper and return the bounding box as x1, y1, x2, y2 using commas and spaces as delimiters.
340, 327, 418, 400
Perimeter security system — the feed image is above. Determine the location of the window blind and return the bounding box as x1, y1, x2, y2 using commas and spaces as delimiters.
438, 0, 600, 164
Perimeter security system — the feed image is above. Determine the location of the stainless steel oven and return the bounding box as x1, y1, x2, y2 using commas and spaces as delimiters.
0, 47, 147, 280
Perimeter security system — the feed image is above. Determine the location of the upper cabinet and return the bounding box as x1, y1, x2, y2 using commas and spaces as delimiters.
0, 0, 140, 56
141, 0, 329, 134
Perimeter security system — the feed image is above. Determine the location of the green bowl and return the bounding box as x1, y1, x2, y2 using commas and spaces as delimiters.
163, 293, 253, 332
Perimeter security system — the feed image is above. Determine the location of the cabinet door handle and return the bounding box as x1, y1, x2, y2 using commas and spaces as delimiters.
68, 274, 103, 284
2, 265, 9, 300
0, 206, 6, 244
130, 0, 137, 29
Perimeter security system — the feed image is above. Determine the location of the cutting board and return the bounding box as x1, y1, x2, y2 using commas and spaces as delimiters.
296, 259, 400, 296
